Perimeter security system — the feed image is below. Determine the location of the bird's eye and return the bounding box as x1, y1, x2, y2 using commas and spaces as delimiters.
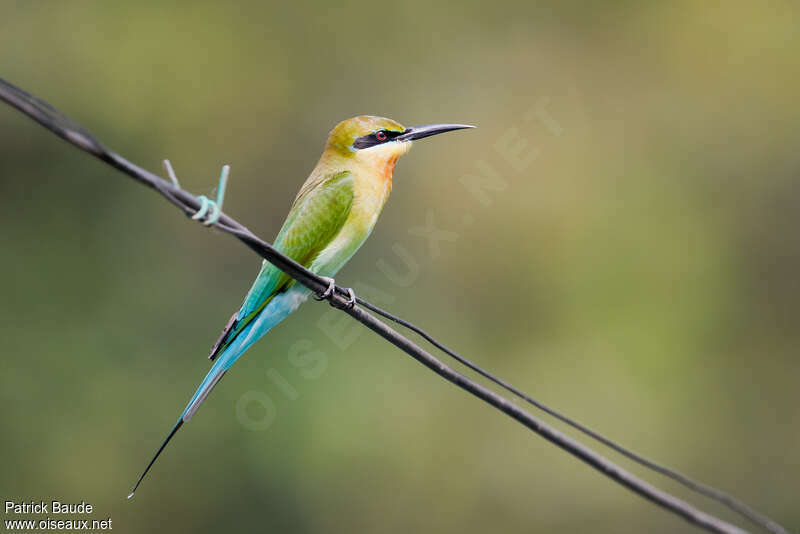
375, 130, 387, 141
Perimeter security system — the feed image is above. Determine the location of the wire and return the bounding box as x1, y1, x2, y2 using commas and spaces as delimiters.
356, 298, 789, 534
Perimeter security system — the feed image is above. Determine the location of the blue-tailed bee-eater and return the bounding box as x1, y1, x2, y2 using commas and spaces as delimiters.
128, 116, 473, 497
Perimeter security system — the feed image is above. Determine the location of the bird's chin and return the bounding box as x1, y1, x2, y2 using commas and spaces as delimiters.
394, 139, 413, 157
358, 140, 412, 164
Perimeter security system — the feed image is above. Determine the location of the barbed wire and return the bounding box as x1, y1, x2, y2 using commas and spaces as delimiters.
0, 76, 789, 534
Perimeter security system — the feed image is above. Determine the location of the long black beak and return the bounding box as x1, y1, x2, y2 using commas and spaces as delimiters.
395, 123, 475, 142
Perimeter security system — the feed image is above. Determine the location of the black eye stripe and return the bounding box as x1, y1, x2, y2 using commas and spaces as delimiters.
353, 129, 403, 149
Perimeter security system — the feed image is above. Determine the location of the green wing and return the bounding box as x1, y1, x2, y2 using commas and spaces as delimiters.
208, 171, 354, 360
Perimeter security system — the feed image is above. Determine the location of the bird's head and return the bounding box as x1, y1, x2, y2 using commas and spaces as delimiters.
324, 116, 474, 172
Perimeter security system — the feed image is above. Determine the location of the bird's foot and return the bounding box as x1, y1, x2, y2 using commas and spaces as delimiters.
340, 287, 357, 309
313, 277, 336, 301
313, 277, 356, 309
163, 159, 230, 226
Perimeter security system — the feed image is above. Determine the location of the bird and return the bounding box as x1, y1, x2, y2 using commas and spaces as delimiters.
128, 116, 474, 498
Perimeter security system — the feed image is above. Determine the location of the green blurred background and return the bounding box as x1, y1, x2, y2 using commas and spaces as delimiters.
1, 2, 797, 532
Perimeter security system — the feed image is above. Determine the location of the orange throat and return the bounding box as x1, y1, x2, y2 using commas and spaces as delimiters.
382, 156, 398, 189
353, 140, 411, 194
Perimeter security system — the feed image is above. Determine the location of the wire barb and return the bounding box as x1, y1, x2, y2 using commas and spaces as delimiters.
162, 159, 180, 188
188, 164, 229, 226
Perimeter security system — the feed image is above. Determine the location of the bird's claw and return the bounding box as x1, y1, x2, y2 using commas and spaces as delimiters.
313, 277, 356, 309
313, 277, 336, 301
341, 287, 356, 309
163, 159, 230, 227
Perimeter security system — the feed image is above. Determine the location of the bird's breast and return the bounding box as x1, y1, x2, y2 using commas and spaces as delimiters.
308, 167, 392, 278
351, 166, 392, 231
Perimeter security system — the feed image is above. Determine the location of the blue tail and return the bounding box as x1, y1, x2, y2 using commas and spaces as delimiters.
127, 286, 309, 499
